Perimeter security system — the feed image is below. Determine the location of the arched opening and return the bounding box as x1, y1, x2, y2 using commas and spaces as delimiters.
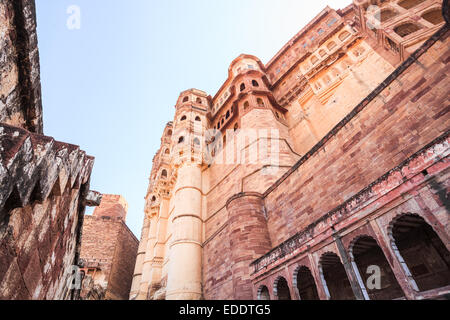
161, 169, 168, 179
178, 136, 184, 144
234, 123, 238, 132
274, 277, 291, 300
295, 266, 319, 300
311, 55, 319, 65
320, 252, 355, 300
350, 236, 404, 300
165, 148, 170, 155
257, 286, 270, 300
338, 31, 350, 41
244, 101, 249, 110
422, 9, 444, 25
394, 23, 421, 37
391, 213, 450, 292
180, 115, 187, 121
226, 111, 230, 119
240, 83, 246, 92
195, 116, 201, 122
257, 98, 264, 108
252, 80, 259, 87
327, 41, 337, 51
196, 97, 202, 104
398, 0, 426, 10
166, 129, 172, 136
151, 196, 156, 202
183, 96, 189, 103
319, 49, 327, 57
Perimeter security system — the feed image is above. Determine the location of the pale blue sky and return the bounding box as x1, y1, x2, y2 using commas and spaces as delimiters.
35, 0, 351, 238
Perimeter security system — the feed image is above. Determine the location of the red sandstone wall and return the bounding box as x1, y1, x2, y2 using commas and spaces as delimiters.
107, 224, 138, 300
79, 216, 138, 300
264, 28, 450, 248
0, 0, 43, 133
0, 187, 86, 300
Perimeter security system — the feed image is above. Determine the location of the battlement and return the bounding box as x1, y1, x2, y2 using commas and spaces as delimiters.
93, 194, 129, 221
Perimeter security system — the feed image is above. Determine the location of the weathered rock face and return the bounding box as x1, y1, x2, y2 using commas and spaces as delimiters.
0, 124, 97, 300
0, 0, 43, 134
0, 0, 99, 300
79, 195, 138, 300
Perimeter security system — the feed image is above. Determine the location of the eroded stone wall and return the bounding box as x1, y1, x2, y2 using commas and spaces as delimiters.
0, 0, 43, 133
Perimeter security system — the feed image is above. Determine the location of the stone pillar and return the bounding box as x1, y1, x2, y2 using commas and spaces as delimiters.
137, 216, 158, 300
369, 220, 418, 300
307, 253, 329, 300
129, 216, 150, 299
333, 233, 368, 300
226, 192, 272, 300
165, 163, 203, 300
148, 197, 170, 297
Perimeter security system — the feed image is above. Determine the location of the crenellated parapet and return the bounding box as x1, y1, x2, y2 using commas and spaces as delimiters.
0, 123, 98, 215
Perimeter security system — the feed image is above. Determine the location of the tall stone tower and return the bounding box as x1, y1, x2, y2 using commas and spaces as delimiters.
131, 1, 449, 301
165, 89, 208, 300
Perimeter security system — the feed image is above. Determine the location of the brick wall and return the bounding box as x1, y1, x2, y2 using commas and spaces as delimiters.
79, 196, 138, 300
264, 27, 449, 248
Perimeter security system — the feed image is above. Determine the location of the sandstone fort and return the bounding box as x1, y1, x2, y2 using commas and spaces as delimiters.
0, 0, 449, 300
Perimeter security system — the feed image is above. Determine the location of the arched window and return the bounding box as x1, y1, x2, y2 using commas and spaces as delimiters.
389, 213, 450, 292
349, 236, 403, 300
180, 115, 187, 121
327, 41, 337, 51
221, 118, 224, 124
273, 277, 291, 300
338, 31, 351, 41
195, 116, 201, 122
217, 122, 221, 129
257, 286, 270, 300
394, 23, 421, 37
234, 123, 238, 132
295, 266, 320, 300
319, 49, 327, 57
226, 111, 230, 119
240, 83, 246, 92
257, 98, 264, 107
319, 252, 355, 300
178, 136, 185, 144
252, 80, 259, 87
196, 97, 202, 104
244, 101, 249, 110
183, 96, 189, 103
422, 8, 444, 25
311, 56, 319, 65
161, 169, 168, 179
151, 196, 156, 202
166, 129, 172, 136
398, 0, 426, 10
165, 148, 170, 154
275, 111, 280, 119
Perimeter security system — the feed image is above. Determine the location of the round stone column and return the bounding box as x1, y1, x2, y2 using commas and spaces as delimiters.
226, 192, 272, 300
165, 163, 203, 300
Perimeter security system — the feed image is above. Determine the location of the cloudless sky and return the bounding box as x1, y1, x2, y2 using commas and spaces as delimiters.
35, 0, 352, 238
